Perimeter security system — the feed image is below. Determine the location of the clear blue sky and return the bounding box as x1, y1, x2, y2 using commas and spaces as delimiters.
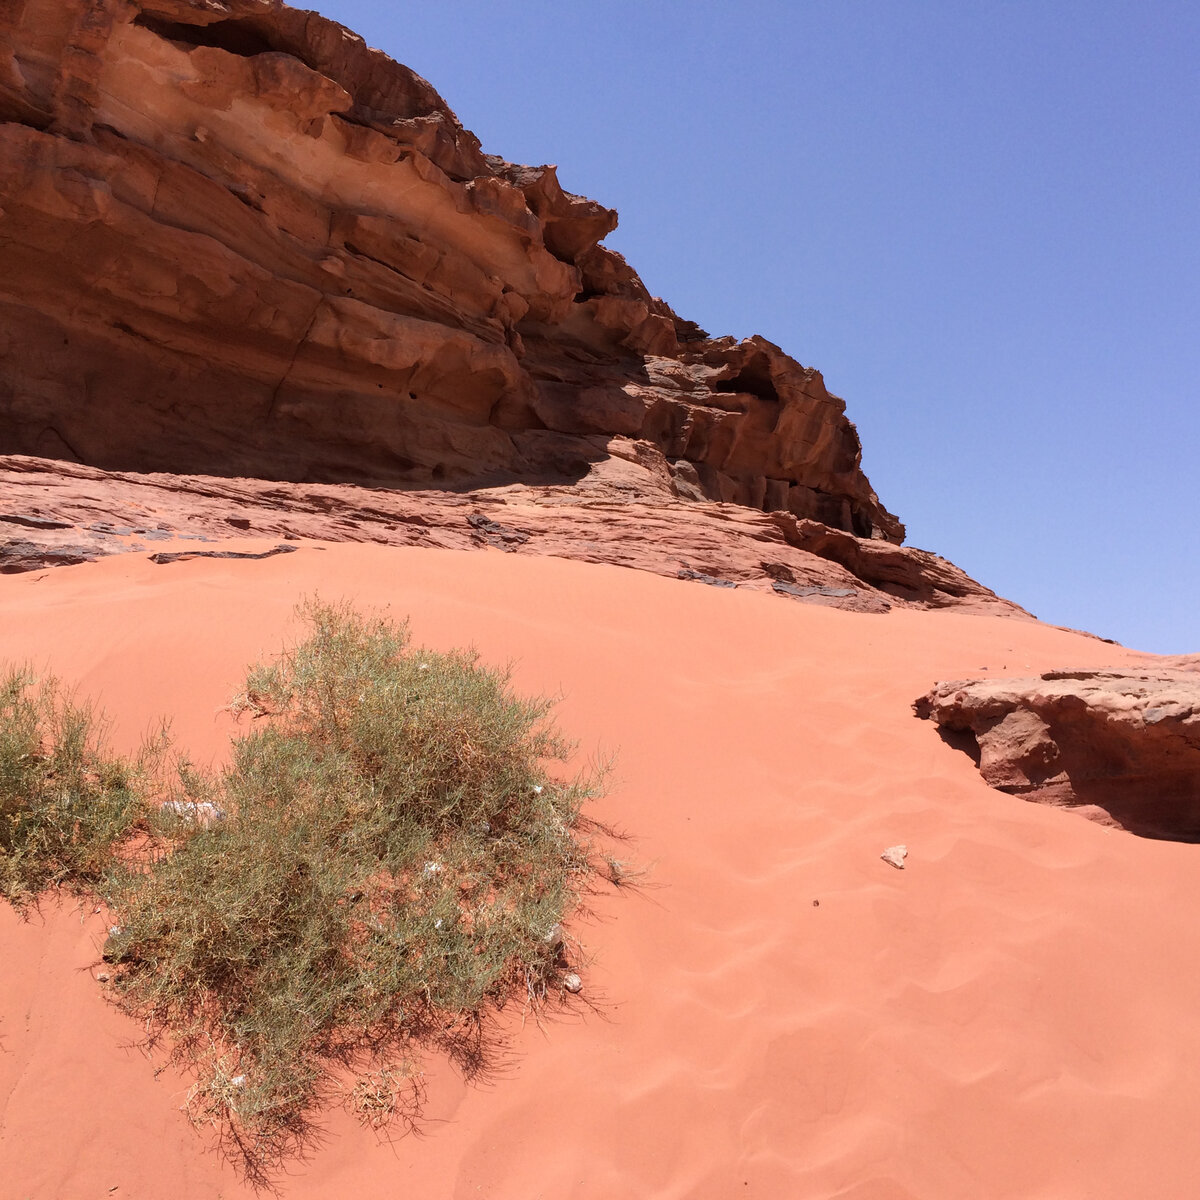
317, 1, 1198, 653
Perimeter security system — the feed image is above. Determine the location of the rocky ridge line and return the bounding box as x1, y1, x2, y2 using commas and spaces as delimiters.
0, 454, 1026, 616
2, 0, 900, 542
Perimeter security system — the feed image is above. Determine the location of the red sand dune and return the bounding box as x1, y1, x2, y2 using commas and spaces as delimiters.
1, 542, 1197, 1199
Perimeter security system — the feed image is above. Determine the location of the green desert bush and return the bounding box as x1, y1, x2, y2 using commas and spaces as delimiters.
0, 601, 617, 1183
0, 667, 149, 907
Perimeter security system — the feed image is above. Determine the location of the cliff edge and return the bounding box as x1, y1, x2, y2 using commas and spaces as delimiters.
1, 0, 903, 541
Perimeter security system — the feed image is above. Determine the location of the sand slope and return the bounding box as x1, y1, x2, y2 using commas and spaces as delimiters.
1, 543, 1195, 1199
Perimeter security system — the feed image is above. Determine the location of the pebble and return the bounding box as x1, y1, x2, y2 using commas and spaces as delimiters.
161, 800, 226, 825
881, 845, 908, 870
562, 972, 582, 994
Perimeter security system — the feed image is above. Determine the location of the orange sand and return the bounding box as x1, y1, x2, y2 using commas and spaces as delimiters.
1, 542, 1196, 1199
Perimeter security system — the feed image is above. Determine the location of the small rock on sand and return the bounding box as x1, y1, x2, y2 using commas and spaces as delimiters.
881, 845, 908, 870
160, 800, 226, 825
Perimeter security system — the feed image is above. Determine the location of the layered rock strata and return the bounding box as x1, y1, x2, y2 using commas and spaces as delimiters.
0, 0, 900, 541
0, 454, 1025, 616
916, 667, 1200, 840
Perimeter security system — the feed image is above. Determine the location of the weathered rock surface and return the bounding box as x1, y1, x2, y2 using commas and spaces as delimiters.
0, 0, 900, 541
0, 454, 1027, 615
916, 667, 1200, 840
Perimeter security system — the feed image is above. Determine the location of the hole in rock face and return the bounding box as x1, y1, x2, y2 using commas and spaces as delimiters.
713, 358, 778, 404
850, 505, 874, 538
133, 14, 278, 58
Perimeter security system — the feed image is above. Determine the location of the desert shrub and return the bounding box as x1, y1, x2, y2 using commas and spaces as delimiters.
0, 667, 149, 907
83, 600, 611, 1180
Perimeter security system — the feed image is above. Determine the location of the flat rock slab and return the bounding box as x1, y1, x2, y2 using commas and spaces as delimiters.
0, 513, 74, 530
915, 667, 1200, 840
0, 539, 100, 572
148, 544, 299, 565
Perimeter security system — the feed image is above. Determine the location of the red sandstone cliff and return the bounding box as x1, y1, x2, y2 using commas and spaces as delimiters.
0, 0, 900, 540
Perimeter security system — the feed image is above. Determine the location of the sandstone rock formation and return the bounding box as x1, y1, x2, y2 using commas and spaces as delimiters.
0, 0, 900, 541
0, 453, 1027, 615
915, 667, 1200, 840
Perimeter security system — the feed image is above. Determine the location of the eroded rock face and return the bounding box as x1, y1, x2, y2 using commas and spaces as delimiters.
916, 668, 1200, 840
0, 0, 900, 541
0, 453, 1027, 616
